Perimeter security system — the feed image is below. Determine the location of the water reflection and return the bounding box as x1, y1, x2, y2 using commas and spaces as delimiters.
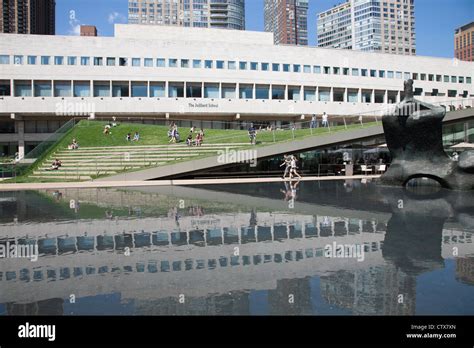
0, 181, 473, 315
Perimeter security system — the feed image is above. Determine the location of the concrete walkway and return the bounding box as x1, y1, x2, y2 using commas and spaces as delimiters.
0, 175, 381, 191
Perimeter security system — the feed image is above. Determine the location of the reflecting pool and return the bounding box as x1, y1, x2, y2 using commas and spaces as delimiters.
0, 180, 473, 315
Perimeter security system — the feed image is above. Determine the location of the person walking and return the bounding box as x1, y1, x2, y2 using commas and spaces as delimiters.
289, 155, 302, 180
322, 112, 329, 127
248, 123, 257, 145
280, 154, 292, 179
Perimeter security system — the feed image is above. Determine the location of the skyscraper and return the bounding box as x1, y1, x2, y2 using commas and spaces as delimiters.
264, 0, 309, 46
318, 0, 416, 55
455, 22, 474, 62
128, 0, 245, 30
0, 0, 55, 35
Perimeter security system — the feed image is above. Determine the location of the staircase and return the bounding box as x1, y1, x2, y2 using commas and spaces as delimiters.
30, 143, 249, 181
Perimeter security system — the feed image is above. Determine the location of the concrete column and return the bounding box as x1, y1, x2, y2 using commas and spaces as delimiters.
344, 88, 348, 102
183, 82, 187, 98
236, 83, 240, 99
396, 91, 401, 103
329, 87, 334, 102
371, 89, 375, 103
218, 82, 222, 99
16, 118, 25, 159
384, 90, 388, 104
359, 88, 363, 103
252, 84, 256, 100
165, 81, 169, 98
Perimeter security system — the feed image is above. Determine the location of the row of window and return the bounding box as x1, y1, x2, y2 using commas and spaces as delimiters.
1, 54, 471, 85
0, 80, 469, 101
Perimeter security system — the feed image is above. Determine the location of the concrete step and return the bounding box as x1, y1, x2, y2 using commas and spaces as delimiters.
69, 143, 249, 150
30, 175, 92, 180
46, 155, 195, 162
54, 149, 223, 156
33, 170, 117, 175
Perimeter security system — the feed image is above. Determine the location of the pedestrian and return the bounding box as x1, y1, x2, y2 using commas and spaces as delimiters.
248, 123, 256, 145
289, 155, 302, 180
280, 154, 292, 179
310, 114, 318, 128
322, 112, 329, 127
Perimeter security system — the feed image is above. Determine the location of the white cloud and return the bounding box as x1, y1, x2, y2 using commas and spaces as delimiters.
108, 12, 126, 24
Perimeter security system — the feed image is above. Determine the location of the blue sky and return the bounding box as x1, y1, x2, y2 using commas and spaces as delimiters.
56, 0, 474, 58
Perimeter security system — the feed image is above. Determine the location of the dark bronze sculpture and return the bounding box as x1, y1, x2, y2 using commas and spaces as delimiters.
380, 79, 474, 190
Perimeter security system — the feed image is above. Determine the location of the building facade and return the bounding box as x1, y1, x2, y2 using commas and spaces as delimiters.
264, 0, 308, 46
128, 0, 245, 30
0, 24, 473, 157
0, 0, 55, 35
318, 0, 416, 55
80, 25, 97, 37
455, 22, 474, 62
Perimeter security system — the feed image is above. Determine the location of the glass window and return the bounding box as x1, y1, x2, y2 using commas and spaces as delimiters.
370, 69, 377, 77
314, 65, 321, 74
168, 83, 184, 98
261, 62, 269, 71
333, 67, 340, 75
27, 56, 36, 65
379, 70, 385, 78
54, 81, 72, 97
144, 58, 153, 67
73, 81, 90, 97
304, 88, 316, 101
388, 71, 394, 78
405, 72, 411, 80
67, 56, 76, 65
304, 65, 311, 73
204, 83, 219, 98
250, 62, 258, 70
186, 84, 202, 98
451, 76, 457, 83
352, 68, 359, 76
34, 81, 52, 97
239, 85, 253, 99
239, 61, 247, 70
41, 56, 51, 65
0, 55, 10, 64
347, 91, 358, 102
293, 64, 301, 73
459, 76, 464, 83
94, 57, 103, 66
119, 57, 128, 66
156, 58, 165, 67
80, 56, 90, 66
222, 84, 236, 99
361, 69, 368, 77
14, 81, 32, 97
93, 82, 110, 97
396, 71, 402, 79
193, 59, 201, 68
169, 58, 177, 67
443, 75, 449, 82
342, 67, 349, 75
272, 63, 280, 72
149, 82, 165, 97
14, 55, 23, 65
131, 82, 147, 97
467, 77, 472, 84
283, 64, 290, 72
181, 59, 189, 68
112, 82, 129, 97
228, 61, 236, 70
323, 66, 330, 74
318, 90, 330, 102
54, 56, 64, 65
205, 60, 213, 69
288, 87, 301, 100
107, 57, 116, 66
255, 85, 269, 99
216, 60, 224, 69
132, 58, 141, 67
271, 86, 285, 100
420, 73, 426, 80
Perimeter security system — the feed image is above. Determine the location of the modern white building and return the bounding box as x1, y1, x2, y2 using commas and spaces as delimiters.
0, 24, 473, 157
318, 0, 416, 55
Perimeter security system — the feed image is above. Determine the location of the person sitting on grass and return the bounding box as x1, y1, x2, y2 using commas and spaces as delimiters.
47, 158, 62, 171
186, 134, 193, 146
195, 132, 203, 146
133, 131, 140, 142
103, 124, 111, 135
68, 138, 79, 150
126, 133, 131, 141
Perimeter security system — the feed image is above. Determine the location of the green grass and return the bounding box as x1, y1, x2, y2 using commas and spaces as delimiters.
2, 120, 379, 183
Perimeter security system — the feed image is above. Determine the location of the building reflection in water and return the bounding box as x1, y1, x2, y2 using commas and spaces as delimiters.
0, 182, 473, 315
